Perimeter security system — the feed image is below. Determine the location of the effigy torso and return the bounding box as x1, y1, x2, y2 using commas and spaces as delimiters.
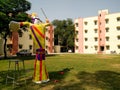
20, 22, 47, 49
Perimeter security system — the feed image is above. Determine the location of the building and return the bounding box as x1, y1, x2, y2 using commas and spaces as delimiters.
0, 25, 54, 56
45, 25, 54, 53
74, 9, 120, 54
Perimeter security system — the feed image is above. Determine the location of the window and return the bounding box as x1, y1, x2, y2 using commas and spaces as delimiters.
100, 46, 104, 51
46, 45, 48, 49
106, 45, 110, 50
105, 27, 109, 32
116, 26, 120, 31
118, 45, 120, 49
76, 38, 78, 42
117, 17, 120, 21
29, 34, 32, 39
84, 21, 88, 25
94, 20, 97, 25
29, 45, 32, 50
85, 38, 88, 41
106, 37, 109, 41
117, 36, 120, 40
46, 37, 48, 40
75, 23, 78, 27
94, 46, 98, 50
7, 44, 12, 50
75, 31, 79, 34
19, 32, 22, 37
84, 30, 88, 33
105, 19, 109, 24
19, 44, 23, 49
94, 37, 98, 41
94, 29, 98, 33
85, 46, 88, 49
76, 46, 78, 49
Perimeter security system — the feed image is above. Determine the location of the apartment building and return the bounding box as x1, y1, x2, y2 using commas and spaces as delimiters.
0, 25, 54, 55
74, 9, 120, 54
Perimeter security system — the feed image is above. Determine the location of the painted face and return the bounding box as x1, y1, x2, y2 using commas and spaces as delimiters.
31, 13, 42, 24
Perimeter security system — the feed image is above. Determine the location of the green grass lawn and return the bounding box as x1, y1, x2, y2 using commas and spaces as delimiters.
0, 54, 120, 90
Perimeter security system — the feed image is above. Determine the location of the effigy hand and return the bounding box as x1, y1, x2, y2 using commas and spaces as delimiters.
9, 21, 20, 32
46, 19, 49, 23
44, 19, 51, 27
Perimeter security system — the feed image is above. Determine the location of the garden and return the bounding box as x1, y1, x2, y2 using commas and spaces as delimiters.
0, 54, 120, 90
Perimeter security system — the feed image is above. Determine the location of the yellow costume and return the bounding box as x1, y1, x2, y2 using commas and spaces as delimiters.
20, 21, 50, 83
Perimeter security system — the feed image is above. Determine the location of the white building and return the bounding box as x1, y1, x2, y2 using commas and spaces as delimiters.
74, 9, 120, 54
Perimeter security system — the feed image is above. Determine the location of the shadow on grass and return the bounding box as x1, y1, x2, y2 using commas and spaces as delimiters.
1, 68, 120, 90
49, 68, 72, 82
0, 71, 7, 84
0, 70, 27, 84
0, 68, 72, 90
53, 70, 120, 90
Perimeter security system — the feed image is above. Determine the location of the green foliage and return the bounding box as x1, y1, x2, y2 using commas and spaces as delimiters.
52, 19, 75, 51
0, 0, 31, 14
0, 0, 31, 58
0, 12, 9, 34
0, 0, 31, 35
15, 12, 31, 22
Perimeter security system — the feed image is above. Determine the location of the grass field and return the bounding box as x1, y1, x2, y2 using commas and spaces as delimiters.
0, 54, 120, 90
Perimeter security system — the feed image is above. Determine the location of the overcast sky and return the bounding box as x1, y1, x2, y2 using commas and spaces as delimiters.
27, 0, 120, 21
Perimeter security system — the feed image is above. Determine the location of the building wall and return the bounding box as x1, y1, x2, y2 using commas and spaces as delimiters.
12, 32, 18, 55
18, 29, 33, 53
0, 24, 54, 56
75, 9, 120, 54
74, 18, 84, 53
45, 25, 54, 53
83, 17, 98, 54
98, 10, 108, 54
105, 13, 120, 54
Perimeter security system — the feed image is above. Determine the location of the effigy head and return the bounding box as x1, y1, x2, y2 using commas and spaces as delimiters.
31, 12, 37, 18
31, 12, 42, 24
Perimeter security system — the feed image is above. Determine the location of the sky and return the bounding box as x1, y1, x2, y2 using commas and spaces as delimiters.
27, 0, 120, 22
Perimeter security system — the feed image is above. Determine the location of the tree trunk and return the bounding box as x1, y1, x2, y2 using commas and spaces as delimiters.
4, 34, 7, 59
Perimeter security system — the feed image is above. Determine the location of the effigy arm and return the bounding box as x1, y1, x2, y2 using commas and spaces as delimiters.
9, 21, 31, 32
43, 19, 51, 27
9, 21, 20, 32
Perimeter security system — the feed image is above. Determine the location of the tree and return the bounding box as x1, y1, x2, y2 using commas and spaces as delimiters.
0, 0, 31, 58
52, 19, 75, 52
